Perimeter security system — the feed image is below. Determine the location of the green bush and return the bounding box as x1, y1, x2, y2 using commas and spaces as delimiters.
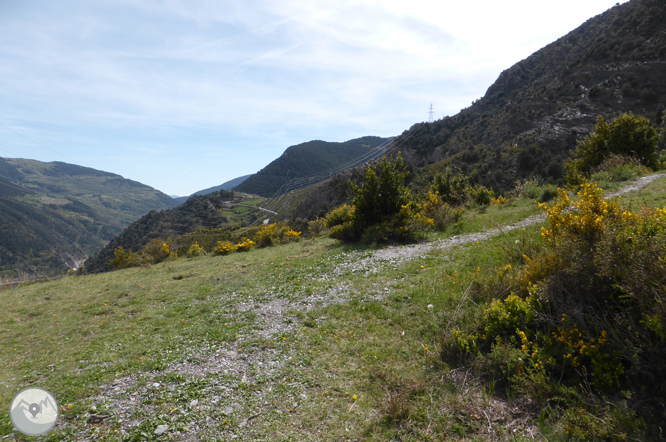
470, 185, 494, 206
431, 203, 464, 231
142, 238, 171, 263
307, 217, 326, 237
589, 154, 645, 186
564, 113, 660, 183
325, 204, 354, 228
328, 154, 413, 243
108, 246, 144, 270
350, 154, 410, 233
538, 185, 558, 203
430, 168, 470, 205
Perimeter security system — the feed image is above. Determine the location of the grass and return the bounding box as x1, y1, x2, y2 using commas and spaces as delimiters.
1, 173, 665, 440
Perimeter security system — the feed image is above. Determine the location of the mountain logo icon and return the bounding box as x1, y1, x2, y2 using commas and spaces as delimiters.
9, 387, 59, 436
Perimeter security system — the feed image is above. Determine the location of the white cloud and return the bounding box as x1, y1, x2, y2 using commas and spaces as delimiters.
0, 0, 628, 194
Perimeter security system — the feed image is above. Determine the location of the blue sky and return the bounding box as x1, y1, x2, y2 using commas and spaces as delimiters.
0, 0, 628, 196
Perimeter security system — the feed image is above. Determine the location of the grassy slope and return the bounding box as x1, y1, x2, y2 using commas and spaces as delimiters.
1, 174, 665, 441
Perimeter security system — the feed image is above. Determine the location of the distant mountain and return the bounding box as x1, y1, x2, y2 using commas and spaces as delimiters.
172, 174, 252, 205
84, 190, 238, 274
0, 158, 178, 277
84, 136, 390, 273
294, 0, 666, 219
233, 136, 392, 197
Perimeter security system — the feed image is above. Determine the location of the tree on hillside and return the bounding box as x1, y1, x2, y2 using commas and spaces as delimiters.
327, 153, 413, 243
350, 153, 410, 233
564, 112, 660, 183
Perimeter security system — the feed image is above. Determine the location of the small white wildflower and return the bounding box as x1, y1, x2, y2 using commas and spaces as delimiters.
427, 304, 434, 311
515, 240, 520, 244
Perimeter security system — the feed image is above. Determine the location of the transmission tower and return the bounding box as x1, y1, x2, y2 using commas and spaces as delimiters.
428, 103, 435, 123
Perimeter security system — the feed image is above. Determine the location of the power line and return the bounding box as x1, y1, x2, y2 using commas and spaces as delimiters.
0, 123, 77, 163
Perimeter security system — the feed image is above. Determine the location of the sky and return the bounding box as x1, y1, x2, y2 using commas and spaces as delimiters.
0, 0, 629, 196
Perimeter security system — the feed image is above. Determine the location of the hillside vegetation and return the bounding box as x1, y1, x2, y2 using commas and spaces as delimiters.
293, 0, 666, 220
233, 136, 391, 197
2, 170, 666, 440
0, 158, 177, 278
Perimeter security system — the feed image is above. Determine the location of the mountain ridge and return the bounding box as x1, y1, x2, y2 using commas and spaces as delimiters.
233, 136, 392, 197
0, 157, 179, 277
172, 174, 253, 205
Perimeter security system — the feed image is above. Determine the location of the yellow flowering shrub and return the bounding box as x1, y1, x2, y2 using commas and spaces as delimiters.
284, 229, 301, 241
253, 222, 299, 247
325, 204, 354, 228
213, 240, 234, 256
233, 238, 255, 252
109, 246, 144, 270
186, 242, 204, 257
483, 292, 536, 340
142, 238, 171, 263
492, 195, 513, 206
307, 217, 326, 237
415, 190, 464, 231
254, 223, 279, 247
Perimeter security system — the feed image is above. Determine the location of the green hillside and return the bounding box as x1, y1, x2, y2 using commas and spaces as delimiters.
83, 190, 266, 274
0, 158, 178, 278
233, 136, 391, 197
2, 173, 665, 440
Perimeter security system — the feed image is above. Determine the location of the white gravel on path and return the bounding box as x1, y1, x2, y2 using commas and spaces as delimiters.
332, 173, 666, 274
70, 173, 665, 440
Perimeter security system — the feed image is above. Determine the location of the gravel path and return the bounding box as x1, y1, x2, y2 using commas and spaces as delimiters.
331, 173, 666, 275
65, 173, 665, 440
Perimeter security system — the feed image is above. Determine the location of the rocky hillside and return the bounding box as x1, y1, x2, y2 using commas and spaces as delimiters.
0, 158, 178, 278
233, 136, 391, 197
389, 0, 666, 193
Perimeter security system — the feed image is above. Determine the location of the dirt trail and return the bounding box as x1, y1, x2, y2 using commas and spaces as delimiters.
332, 173, 666, 275
70, 174, 665, 440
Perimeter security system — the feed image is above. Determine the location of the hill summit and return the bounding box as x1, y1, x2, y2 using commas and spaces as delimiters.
233, 136, 391, 197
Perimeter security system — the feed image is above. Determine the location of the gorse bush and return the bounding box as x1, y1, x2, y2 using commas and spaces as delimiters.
325, 205, 354, 228
307, 217, 326, 237
429, 168, 494, 208
470, 185, 494, 206
186, 242, 204, 257
213, 240, 233, 255
564, 112, 660, 184
454, 183, 666, 438
430, 168, 469, 205
350, 154, 411, 234
253, 222, 301, 247
142, 238, 171, 263
233, 238, 254, 252
417, 190, 464, 231
327, 154, 414, 243
108, 246, 143, 270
